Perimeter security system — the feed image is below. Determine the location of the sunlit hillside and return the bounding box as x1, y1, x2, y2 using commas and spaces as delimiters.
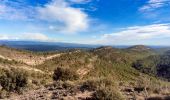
0, 45, 170, 100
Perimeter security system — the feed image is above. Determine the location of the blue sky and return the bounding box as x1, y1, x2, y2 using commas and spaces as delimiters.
0, 0, 170, 45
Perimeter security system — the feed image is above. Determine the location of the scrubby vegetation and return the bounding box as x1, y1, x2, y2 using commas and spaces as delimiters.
0, 45, 170, 99
80, 77, 124, 100
0, 69, 28, 92
92, 86, 124, 100
53, 67, 79, 81
0, 68, 28, 98
132, 51, 170, 81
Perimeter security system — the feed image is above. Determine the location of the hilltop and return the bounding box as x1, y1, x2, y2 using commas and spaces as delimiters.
127, 45, 152, 51
0, 45, 170, 100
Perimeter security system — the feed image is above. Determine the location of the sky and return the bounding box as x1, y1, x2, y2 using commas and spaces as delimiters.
0, 0, 170, 45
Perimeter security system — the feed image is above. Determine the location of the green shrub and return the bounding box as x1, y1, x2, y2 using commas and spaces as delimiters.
0, 69, 28, 93
92, 86, 124, 100
0, 90, 8, 99
62, 81, 75, 89
81, 77, 124, 100
80, 78, 113, 91
53, 67, 79, 81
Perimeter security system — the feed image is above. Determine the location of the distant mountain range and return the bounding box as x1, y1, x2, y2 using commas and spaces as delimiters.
0, 40, 100, 52
0, 40, 170, 52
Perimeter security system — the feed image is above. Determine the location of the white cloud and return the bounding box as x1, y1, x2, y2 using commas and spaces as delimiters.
0, 35, 9, 40
93, 24, 170, 45
37, 0, 89, 33
0, 34, 19, 40
0, 33, 49, 41
21, 33, 49, 41
0, 1, 34, 20
0, 0, 90, 34
140, 0, 170, 12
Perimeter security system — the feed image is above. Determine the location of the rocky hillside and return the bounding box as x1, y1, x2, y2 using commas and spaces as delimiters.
0, 46, 170, 100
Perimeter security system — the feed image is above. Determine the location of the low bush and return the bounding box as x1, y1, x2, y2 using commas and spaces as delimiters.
0, 90, 8, 99
81, 77, 124, 100
80, 77, 113, 91
92, 85, 124, 100
62, 81, 75, 89
0, 69, 28, 93
53, 67, 79, 81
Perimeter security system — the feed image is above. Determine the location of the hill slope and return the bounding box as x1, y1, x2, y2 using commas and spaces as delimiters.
133, 50, 170, 81
0, 46, 169, 100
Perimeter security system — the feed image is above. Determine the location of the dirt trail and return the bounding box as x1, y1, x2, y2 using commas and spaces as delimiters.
0, 55, 12, 61
0, 64, 44, 74
46, 54, 62, 60
20, 53, 64, 66
0, 53, 64, 66
77, 56, 97, 79
77, 63, 94, 79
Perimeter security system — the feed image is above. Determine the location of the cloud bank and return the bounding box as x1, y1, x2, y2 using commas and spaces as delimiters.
0, 0, 90, 34
94, 24, 170, 45
0, 33, 49, 41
